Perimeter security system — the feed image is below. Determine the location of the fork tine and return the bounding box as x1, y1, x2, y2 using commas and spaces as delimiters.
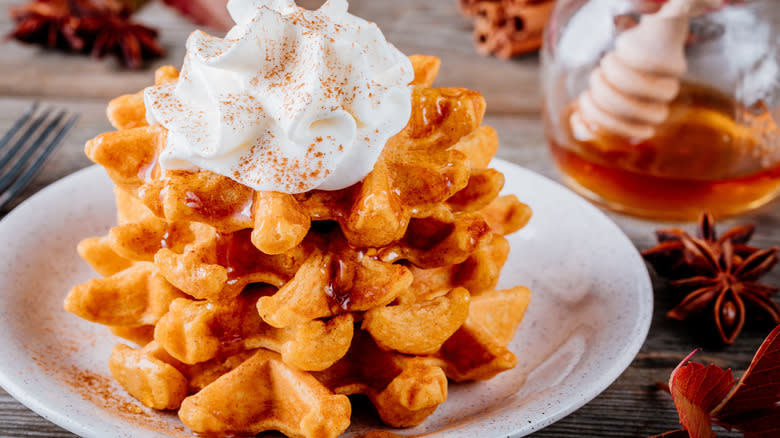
0, 110, 67, 194
0, 102, 39, 152
0, 106, 53, 170
0, 113, 79, 212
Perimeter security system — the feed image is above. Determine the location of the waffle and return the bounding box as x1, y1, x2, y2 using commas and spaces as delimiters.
66, 55, 534, 438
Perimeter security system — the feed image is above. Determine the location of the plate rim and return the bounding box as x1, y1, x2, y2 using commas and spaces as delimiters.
493, 160, 653, 435
0, 160, 653, 438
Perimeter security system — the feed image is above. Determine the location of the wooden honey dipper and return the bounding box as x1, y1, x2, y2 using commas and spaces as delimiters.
571, 0, 722, 140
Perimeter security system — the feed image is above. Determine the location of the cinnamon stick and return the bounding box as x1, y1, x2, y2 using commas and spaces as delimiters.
472, 2, 507, 55
458, 0, 501, 17
459, 0, 555, 59
501, 1, 555, 56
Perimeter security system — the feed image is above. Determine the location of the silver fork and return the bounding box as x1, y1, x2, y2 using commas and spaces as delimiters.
0, 103, 79, 212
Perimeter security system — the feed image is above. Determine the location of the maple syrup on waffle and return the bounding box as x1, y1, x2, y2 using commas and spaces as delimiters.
547, 83, 780, 220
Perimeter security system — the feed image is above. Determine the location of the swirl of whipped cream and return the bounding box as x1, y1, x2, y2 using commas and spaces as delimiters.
144, 0, 413, 193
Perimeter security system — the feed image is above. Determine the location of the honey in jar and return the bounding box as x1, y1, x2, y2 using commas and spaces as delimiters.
547, 83, 780, 220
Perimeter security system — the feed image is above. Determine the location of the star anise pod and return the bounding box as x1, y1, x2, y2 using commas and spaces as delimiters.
8, 0, 163, 68
77, 6, 164, 69
642, 212, 780, 344
8, 0, 84, 50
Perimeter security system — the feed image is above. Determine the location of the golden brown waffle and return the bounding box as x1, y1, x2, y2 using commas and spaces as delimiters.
311, 330, 449, 428
66, 55, 534, 438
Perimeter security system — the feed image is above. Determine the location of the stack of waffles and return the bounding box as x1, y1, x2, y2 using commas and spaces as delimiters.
65, 55, 533, 438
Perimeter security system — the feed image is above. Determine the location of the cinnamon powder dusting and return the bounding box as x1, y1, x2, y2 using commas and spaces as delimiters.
59, 364, 188, 436
29, 338, 189, 437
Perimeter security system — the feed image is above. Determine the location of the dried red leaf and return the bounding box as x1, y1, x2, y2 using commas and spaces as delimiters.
668, 349, 736, 438
161, 0, 232, 31
654, 324, 780, 438
711, 324, 780, 437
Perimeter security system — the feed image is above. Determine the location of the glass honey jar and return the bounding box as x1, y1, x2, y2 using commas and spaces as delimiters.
541, 0, 780, 220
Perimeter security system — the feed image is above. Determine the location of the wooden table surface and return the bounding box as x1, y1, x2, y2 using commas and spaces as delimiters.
0, 1, 777, 437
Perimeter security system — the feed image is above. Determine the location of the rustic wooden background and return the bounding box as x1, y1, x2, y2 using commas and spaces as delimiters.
0, 0, 777, 437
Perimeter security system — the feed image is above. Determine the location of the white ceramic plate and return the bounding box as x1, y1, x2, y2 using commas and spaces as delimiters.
0, 160, 652, 438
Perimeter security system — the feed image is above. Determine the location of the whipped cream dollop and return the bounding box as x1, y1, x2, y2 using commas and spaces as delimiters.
144, 0, 413, 193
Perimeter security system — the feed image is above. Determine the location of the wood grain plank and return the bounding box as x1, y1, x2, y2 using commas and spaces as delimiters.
0, 389, 76, 437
